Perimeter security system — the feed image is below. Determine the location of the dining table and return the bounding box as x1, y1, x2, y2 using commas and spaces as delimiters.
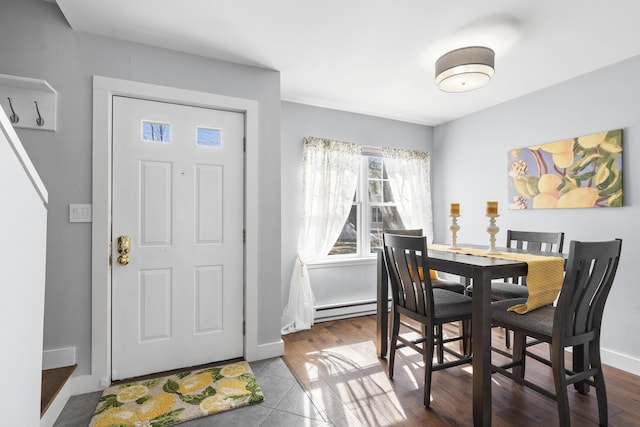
376, 243, 568, 427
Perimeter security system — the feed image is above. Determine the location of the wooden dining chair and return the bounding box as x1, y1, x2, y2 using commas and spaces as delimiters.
490, 239, 622, 427
385, 229, 466, 362
466, 229, 565, 348
466, 230, 565, 299
383, 233, 473, 407
490, 230, 565, 300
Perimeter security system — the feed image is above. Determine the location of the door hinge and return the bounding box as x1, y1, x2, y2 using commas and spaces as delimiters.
243, 137, 246, 152
243, 229, 246, 243
243, 321, 246, 335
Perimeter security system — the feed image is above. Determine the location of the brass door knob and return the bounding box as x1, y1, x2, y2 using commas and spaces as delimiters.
117, 235, 131, 265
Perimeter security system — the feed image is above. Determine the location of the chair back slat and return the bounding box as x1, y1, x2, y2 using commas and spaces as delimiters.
554, 239, 622, 340
507, 230, 564, 252
383, 233, 434, 319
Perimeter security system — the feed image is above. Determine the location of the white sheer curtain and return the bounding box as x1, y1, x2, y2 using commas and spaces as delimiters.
281, 137, 362, 334
382, 147, 434, 241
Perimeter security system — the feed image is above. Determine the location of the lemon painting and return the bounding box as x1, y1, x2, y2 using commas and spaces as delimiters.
89, 361, 264, 427
508, 129, 623, 210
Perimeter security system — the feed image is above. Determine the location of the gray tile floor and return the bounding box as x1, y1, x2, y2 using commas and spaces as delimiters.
54, 357, 332, 426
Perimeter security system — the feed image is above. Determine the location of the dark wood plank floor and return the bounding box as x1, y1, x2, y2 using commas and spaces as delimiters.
41, 364, 76, 416
282, 315, 640, 426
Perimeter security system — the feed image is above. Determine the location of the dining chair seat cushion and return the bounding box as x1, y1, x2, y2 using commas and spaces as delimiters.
432, 279, 466, 294
491, 298, 554, 337
490, 282, 529, 299
432, 288, 473, 319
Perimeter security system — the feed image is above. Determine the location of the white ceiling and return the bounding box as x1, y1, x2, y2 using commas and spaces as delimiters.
55, 0, 640, 125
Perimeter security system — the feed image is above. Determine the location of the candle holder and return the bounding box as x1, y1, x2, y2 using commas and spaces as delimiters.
449, 214, 461, 249
486, 214, 500, 254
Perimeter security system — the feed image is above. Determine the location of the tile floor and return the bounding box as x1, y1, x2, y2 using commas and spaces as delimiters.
54, 357, 331, 426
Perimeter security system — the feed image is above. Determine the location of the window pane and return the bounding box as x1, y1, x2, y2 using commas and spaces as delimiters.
370, 206, 384, 251
370, 206, 405, 253
328, 205, 358, 255
142, 121, 170, 143
368, 157, 383, 179
196, 127, 221, 147
383, 180, 395, 203
368, 180, 383, 203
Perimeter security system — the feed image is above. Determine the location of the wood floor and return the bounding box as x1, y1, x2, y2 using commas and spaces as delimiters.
41, 364, 76, 416
282, 315, 640, 426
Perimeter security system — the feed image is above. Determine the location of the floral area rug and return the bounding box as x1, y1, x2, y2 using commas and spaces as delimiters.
89, 361, 264, 427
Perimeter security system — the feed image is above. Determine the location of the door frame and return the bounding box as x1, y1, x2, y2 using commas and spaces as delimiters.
88, 76, 259, 389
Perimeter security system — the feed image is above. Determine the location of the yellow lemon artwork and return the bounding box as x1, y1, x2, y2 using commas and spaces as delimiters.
89, 361, 264, 427
508, 129, 623, 209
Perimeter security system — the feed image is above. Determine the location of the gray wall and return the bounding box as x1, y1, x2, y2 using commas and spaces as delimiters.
1, 0, 282, 376
433, 56, 640, 366
281, 102, 433, 311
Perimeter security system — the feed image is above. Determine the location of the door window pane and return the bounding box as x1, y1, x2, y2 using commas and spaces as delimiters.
142, 121, 170, 143
196, 127, 222, 147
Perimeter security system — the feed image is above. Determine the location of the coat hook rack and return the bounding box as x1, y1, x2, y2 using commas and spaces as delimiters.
7, 97, 19, 124
34, 101, 44, 127
0, 74, 57, 131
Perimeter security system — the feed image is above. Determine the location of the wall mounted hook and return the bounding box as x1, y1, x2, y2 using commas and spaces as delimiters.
34, 100, 44, 127
7, 97, 19, 124
1, 74, 57, 131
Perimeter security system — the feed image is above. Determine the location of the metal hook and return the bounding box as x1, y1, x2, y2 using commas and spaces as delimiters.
7, 98, 19, 124
34, 101, 44, 127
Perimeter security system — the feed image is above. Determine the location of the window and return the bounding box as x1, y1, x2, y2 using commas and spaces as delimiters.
328, 152, 404, 257
141, 121, 170, 143
196, 127, 222, 147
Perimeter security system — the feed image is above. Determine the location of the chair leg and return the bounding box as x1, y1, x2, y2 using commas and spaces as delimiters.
512, 332, 526, 379
461, 320, 469, 356
589, 338, 608, 426
436, 324, 444, 364
388, 312, 400, 379
424, 323, 436, 407
573, 343, 590, 394
457, 320, 472, 356
552, 343, 571, 427
420, 324, 428, 364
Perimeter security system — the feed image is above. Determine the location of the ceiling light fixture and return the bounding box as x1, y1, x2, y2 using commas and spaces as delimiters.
435, 46, 495, 93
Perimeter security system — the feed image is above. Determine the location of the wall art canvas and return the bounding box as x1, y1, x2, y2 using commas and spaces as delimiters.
508, 129, 622, 210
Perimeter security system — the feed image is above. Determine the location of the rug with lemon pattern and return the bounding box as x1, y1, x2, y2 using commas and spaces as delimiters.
89, 361, 264, 427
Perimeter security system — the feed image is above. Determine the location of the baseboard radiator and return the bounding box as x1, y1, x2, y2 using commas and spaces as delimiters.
314, 298, 390, 323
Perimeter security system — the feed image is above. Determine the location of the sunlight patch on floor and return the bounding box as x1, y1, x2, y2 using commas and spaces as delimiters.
299, 343, 411, 425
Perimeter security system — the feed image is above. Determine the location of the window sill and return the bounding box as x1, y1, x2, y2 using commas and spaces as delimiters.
306, 256, 377, 270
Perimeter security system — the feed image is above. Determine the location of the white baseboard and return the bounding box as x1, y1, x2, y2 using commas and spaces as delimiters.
40, 376, 72, 427
42, 347, 76, 370
601, 348, 640, 377
314, 300, 379, 323
72, 374, 107, 395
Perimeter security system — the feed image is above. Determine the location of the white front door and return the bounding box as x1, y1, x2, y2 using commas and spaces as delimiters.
111, 96, 244, 380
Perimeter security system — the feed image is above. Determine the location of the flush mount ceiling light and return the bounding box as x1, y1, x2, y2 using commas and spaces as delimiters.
435, 46, 495, 93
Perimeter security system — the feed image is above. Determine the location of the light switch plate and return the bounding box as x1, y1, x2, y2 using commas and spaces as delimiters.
69, 203, 92, 222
